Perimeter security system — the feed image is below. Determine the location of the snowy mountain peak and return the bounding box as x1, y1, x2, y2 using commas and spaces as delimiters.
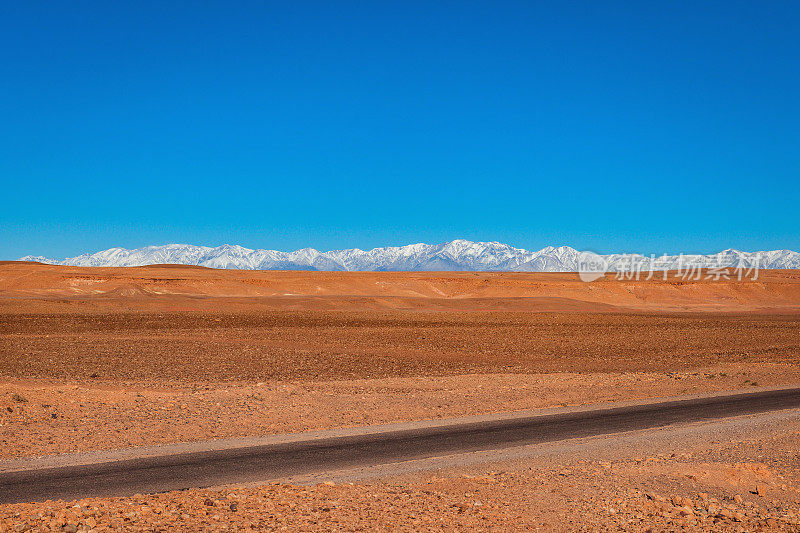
19, 240, 800, 272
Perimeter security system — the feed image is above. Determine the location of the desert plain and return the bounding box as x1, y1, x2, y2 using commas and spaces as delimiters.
1, 261, 800, 531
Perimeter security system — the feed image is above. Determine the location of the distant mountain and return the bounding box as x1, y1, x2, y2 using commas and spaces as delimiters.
20, 240, 800, 272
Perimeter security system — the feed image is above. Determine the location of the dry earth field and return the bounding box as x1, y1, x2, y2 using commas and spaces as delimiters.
1, 262, 800, 531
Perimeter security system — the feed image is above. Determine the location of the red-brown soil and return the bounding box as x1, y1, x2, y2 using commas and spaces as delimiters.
1, 263, 799, 457
2, 310, 799, 382
2, 263, 800, 531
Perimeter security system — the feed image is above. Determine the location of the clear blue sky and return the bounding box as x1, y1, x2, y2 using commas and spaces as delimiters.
2, 1, 799, 259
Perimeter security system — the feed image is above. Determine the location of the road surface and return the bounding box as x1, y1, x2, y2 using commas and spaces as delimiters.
2, 387, 799, 504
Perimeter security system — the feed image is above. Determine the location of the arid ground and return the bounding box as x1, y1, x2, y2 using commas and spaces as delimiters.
1, 262, 800, 531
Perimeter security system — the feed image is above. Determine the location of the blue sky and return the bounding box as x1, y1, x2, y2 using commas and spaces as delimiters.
2, 1, 799, 259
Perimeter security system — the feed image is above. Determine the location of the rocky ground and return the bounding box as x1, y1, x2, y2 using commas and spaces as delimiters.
2, 265, 800, 530
3, 309, 800, 381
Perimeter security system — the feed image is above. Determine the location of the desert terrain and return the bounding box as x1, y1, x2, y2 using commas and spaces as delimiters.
2, 261, 800, 531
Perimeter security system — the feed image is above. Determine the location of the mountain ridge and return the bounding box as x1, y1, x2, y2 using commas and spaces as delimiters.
20, 240, 800, 272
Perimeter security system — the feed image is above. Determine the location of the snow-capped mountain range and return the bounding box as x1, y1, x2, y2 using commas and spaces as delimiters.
19, 240, 800, 272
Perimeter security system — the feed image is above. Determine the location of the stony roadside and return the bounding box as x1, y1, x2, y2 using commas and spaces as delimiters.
2, 363, 799, 460
1, 461, 798, 532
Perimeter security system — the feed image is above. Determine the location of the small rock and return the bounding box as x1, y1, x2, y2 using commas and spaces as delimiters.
451, 503, 468, 513
733, 495, 743, 504
229, 502, 238, 512
204, 499, 215, 506
717, 509, 734, 520
11, 393, 27, 403
63, 524, 77, 533
12, 523, 30, 533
